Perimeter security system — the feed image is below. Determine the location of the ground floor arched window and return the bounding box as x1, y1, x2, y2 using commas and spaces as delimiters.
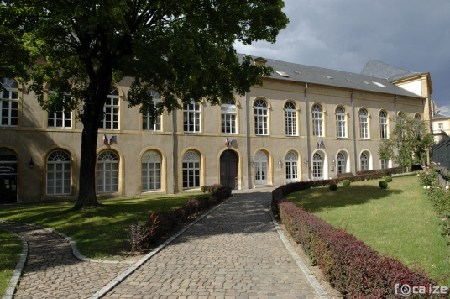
336, 151, 347, 174
285, 151, 298, 182
0, 148, 17, 203
254, 150, 268, 185
46, 149, 71, 195
97, 150, 119, 193
182, 150, 200, 189
142, 150, 161, 191
312, 152, 323, 179
360, 152, 370, 171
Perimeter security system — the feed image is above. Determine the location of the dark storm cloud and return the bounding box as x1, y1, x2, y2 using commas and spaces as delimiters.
235, 0, 450, 112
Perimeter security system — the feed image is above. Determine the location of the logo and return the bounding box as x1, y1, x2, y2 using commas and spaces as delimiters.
395, 283, 449, 297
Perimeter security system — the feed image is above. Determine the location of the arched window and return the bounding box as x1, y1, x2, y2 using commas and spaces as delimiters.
379, 110, 388, 139
0, 78, 19, 127
182, 150, 200, 188
359, 108, 369, 139
47, 150, 71, 195
97, 150, 119, 192
312, 104, 323, 136
360, 152, 369, 171
284, 102, 297, 136
143, 89, 162, 131
336, 106, 346, 138
254, 99, 268, 135
0, 148, 18, 202
285, 151, 298, 182
312, 153, 323, 179
184, 102, 201, 133
336, 152, 347, 174
142, 150, 161, 191
221, 97, 237, 134
254, 150, 268, 185
102, 88, 119, 129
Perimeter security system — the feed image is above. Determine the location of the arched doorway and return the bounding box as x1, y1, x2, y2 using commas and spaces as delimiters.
220, 149, 238, 190
0, 148, 18, 203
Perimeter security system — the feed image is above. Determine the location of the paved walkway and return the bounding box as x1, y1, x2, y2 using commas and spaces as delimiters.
1, 190, 329, 299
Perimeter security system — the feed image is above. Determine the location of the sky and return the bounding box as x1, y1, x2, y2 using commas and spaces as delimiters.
234, 0, 450, 115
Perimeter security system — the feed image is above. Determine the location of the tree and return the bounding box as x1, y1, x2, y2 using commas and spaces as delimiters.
0, 0, 288, 209
379, 115, 434, 171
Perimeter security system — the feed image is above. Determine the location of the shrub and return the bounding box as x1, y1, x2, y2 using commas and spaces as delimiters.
379, 181, 388, 189
342, 179, 351, 187
384, 175, 392, 182
329, 183, 338, 191
278, 201, 433, 298
420, 169, 437, 187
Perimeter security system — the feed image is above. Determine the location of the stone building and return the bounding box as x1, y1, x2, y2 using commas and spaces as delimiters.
0, 57, 431, 203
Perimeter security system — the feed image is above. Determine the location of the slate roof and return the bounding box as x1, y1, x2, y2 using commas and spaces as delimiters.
244, 55, 421, 98
433, 112, 450, 119
360, 60, 423, 81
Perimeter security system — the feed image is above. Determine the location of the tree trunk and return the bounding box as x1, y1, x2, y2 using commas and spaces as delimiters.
74, 60, 113, 209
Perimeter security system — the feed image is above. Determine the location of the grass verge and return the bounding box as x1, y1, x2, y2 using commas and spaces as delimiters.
287, 175, 450, 285
0, 230, 22, 296
0, 193, 202, 259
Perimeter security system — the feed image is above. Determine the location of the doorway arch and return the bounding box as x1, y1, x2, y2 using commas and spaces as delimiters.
220, 149, 238, 190
0, 148, 18, 203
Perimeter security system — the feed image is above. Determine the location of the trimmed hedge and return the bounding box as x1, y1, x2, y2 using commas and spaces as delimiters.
129, 185, 231, 251
278, 202, 434, 298
272, 173, 437, 298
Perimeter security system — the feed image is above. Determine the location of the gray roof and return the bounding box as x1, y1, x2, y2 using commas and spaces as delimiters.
360, 60, 421, 81
433, 112, 450, 119
252, 56, 421, 98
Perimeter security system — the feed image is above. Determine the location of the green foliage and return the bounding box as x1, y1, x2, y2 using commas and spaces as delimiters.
379, 181, 388, 189
420, 169, 438, 187
329, 183, 338, 191
379, 116, 434, 170
342, 179, 351, 187
0, 230, 22, 296
384, 176, 392, 182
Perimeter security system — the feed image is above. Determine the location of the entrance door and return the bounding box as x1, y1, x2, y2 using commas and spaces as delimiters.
254, 150, 268, 185
220, 149, 238, 190
0, 149, 17, 204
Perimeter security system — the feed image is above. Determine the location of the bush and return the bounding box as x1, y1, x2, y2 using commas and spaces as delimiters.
384, 175, 392, 182
278, 202, 433, 298
379, 181, 388, 189
329, 183, 338, 191
342, 179, 351, 187
420, 169, 437, 187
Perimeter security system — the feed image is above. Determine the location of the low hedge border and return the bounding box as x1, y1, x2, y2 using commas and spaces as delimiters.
129, 185, 232, 252
272, 171, 438, 298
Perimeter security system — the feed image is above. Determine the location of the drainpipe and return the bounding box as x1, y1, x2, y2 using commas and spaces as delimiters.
245, 92, 253, 189
304, 83, 311, 179
351, 90, 358, 173
171, 110, 178, 193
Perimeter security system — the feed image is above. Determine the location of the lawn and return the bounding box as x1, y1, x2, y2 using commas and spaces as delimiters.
287, 175, 450, 285
0, 192, 203, 259
0, 230, 22, 297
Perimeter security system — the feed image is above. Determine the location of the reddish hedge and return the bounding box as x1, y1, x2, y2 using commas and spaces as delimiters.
273, 175, 440, 298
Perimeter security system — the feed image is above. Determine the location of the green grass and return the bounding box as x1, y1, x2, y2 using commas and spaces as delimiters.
0, 230, 22, 296
287, 175, 450, 285
0, 193, 202, 259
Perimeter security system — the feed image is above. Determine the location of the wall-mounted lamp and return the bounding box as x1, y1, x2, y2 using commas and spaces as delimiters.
332, 159, 336, 166
28, 157, 34, 169
278, 159, 283, 167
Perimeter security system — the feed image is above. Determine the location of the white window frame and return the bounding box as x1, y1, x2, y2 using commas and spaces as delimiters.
47, 92, 72, 129
284, 102, 297, 136
336, 152, 347, 174
97, 150, 119, 193
360, 152, 369, 171
380, 159, 389, 170
142, 150, 161, 191
254, 99, 268, 135
0, 78, 19, 127
254, 150, 268, 185
102, 89, 119, 129
336, 106, 346, 138
182, 150, 201, 189
221, 98, 237, 134
143, 90, 162, 131
312, 104, 323, 137
46, 150, 71, 195
285, 151, 298, 182
312, 153, 323, 179
183, 102, 201, 133
379, 111, 388, 139
359, 108, 369, 139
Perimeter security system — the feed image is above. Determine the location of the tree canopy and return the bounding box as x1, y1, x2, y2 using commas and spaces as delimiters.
0, 0, 288, 208
379, 115, 434, 170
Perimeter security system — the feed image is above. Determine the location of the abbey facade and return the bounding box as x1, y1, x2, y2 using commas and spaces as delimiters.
0, 57, 432, 203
